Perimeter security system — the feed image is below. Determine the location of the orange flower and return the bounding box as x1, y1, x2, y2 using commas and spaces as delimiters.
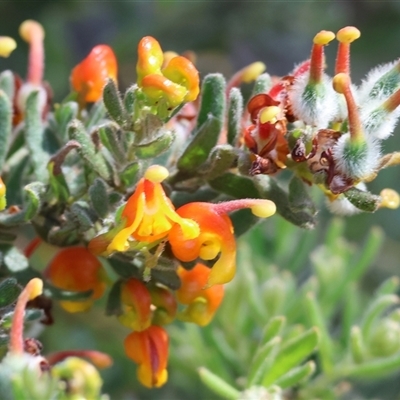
124, 325, 169, 388
137, 36, 199, 108
118, 279, 152, 331
70, 44, 117, 103
90, 165, 199, 255
176, 264, 224, 326
45, 247, 106, 313
168, 199, 276, 287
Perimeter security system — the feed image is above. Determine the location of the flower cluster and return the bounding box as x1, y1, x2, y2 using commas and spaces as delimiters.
244, 26, 400, 215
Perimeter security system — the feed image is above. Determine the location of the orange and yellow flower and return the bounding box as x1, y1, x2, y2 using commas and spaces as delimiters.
118, 278, 152, 331
169, 199, 276, 287
45, 246, 106, 313
176, 263, 224, 326
137, 36, 199, 108
89, 165, 199, 255
124, 325, 169, 388
70, 44, 118, 103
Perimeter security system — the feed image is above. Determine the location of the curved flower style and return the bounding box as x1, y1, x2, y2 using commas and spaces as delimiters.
45, 247, 106, 313
124, 325, 169, 388
169, 199, 276, 287
90, 165, 199, 255
137, 36, 199, 108
176, 264, 224, 326
119, 279, 152, 331
70, 44, 118, 103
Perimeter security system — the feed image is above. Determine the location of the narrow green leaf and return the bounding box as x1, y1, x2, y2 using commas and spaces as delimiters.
54, 101, 78, 142
134, 130, 175, 159
248, 337, 281, 387
0, 90, 12, 170
47, 283, 93, 301
375, 276, 400, 297
69, 119, 111, 181
251, 73, 273, 96
274, 361, 316, 389
341, 351, 400, 378
3, 247, 29, 272
198, 367, 239, 400
120, 162, 140, 188
85, 100, 106, 130
200, 145, 238, 180
23, 182, 46, 221
0, 278, 21, 307
177, 116, 222, 172
105, 280, 123, 316
98, 123, 126, 164
0, 70, 14, 100
304, 292, 334, 373
350, 326, 366, 364
209, 172, 260, 199
262, 327, 319, 386
69, 201, 96, 232
261, 316, 286, 344
288, 175, 316, 215
254, 175, 316, 229
89, 178, 109, 219
124, 85, 136, 116
227, 87, 243, 146
343, 187, 380, 213
361, 294, 399, 340
24, 91, 49, 181
196, 73, 226, 129
103, 79, 128, 127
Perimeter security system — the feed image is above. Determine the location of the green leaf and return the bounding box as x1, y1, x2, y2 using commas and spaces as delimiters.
227, 87, 243, 146
0, 278, 21, 307
248, 337, 281, 387
23, 182, 46, 221
288, 175, 316, 215
177, 116, 222, 173
24, 91, 49, 182
361, 294, 399, 340
68, 119, 111, 181
261, 316, 286, 344
304, 292, 334, 373
198, 367, 239, 400
85, 100, 106, 130
209, 172, 260, 199
200, 145, 238, 180
274, 361, 316, 389
120, 162, 140, 188
3, 247, 29, 272
69, 201, 96, 232
103, 79, 128, 127
262, 327, 319, 386
105, 280, 123, 316
46, 283, 93, 301
0, 90, 12, 171
350, 326, 366, 364
124, 85, 136, 116
0, 70, 14, 100
98, 123, 126, 164
251, 73, 273, 96
343, 187, 380, 213
89, 178, 109, 219
230, 209, 260, 238
54, 101, 78, 142
48, 162, 70, 204
375, 276, 400, 296
196, 73, 226, 129
254, 175, 316, 229
134, 130, 175, 159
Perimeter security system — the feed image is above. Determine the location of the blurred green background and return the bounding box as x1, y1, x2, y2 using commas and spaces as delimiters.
3, 0, 400, 398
